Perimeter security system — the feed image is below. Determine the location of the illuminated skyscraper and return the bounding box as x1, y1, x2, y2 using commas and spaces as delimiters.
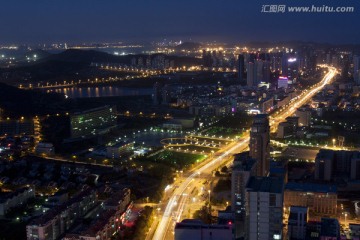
238, 54, 245, 83
249, 114, 270, 177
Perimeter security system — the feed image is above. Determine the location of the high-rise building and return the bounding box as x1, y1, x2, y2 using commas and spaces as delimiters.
341, 54, 350, 79
288, 206, 308, 240
354, 55, 360, 85
246, 58, 270, 87
278, 76, 289, 89
282, 53, 299, 81
281, 53, 289, 77
262, 60, 271, 83
162, 84, 171, 105
351, 152, 360, 180
277, 122, 294, 139
231, 152, 257, 238
238, 54, 245, 83
295, 108, 312, 127
314, 149, 335, 181
285, 117, 299, 134
255, 60, 264, 84
153, 82, 162, 105
247, 62, 255, 87
249, 114, 270, 177
245, 176, 284, 240
320, 218, 340, 239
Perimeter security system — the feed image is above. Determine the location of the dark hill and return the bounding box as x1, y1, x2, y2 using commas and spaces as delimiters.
41, 49, 131, 64
0, 82, 64, 117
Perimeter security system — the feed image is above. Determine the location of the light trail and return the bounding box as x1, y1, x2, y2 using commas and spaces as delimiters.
151, 66, 337, 240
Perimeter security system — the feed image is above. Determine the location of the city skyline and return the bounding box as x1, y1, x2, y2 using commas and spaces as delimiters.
1, 1, 360, 240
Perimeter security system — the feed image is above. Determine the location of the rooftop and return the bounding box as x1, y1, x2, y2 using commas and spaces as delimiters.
285, 182, 337, 193
104, 188, 130, 207
29, 188, 95, 226
233, 151, 256, 171
175, 219, 232, 230
246, 176, 283, 193
0, 187, 34, 203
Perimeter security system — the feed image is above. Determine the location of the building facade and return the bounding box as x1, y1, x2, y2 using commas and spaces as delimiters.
288, 206, 308, 240
284, 182, 337, 216
26, 189, 97, 240
246, 176, 284, 240
0, 187, 35, 216
231, 152, 257, 238
70, 106, 117, 139
249, 114, 270, 177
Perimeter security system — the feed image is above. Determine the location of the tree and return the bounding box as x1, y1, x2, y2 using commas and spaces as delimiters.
220, 166, 228, 173
193, 206, 212, 224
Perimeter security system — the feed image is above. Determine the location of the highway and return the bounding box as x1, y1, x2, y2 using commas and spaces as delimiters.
150, 66, 337, 240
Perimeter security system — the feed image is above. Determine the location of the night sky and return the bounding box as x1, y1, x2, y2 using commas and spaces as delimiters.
1, 0, 360, 44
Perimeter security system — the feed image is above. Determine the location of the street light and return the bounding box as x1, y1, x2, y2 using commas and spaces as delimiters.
345, 213, 348, 226
208, 190, 211, 205
332, 138, 336, 147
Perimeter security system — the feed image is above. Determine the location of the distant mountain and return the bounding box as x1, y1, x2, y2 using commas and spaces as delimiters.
41, 49, 130, 64
25, 49, 52, 60
0, 49, 201, 85
0, 82, 64, 117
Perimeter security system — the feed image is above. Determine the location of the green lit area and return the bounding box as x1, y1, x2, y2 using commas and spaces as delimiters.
141, 150, 207, 169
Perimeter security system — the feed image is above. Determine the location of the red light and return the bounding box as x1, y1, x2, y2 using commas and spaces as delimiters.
228, 221, 232, 225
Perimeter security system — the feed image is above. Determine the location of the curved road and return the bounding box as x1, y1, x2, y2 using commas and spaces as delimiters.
151, 66, 337, 240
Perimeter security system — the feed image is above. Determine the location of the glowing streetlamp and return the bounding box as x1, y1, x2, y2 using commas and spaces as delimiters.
208, 190, 211, 205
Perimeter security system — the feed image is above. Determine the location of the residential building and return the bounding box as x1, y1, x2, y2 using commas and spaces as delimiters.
238, 54, 245, 83
26, 189, 97, 240
351, 152, 360, 180
249, 114, 270, 177
288, 206, 308, 240
284, 182, 337, 216
315, 149, 335, 181
0, 187, 35, 216
0, 119, 34, 136
64, 189, 132, 240
245, 176, 284, 240
320, 218, 340, 239
35, 142, 55, 155
277, 122, 294, 139
231, 152, 257, 238
295, 108, 312, 127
